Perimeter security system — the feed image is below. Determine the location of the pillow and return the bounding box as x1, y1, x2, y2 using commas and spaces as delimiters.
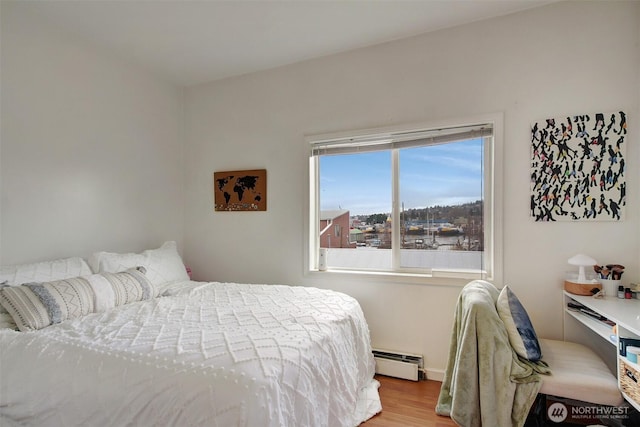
0, 313, 16, 330
0, 267, 155, 332
88, 241, 189, 291
0, 257, 92, 286
496, 286, 542, 361
0, 257, 92, 331
0, 281, 17, 330
96, 267, 157, 307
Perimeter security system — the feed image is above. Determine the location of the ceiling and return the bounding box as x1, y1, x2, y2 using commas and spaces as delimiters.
8, 0, 558, 87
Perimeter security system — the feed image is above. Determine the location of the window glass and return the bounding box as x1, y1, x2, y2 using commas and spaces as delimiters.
319, 151, 392, 268
310, 122, 495, 279
398, 140, 483, 270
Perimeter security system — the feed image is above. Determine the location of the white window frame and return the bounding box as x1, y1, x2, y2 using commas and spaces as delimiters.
305, 114, 503, 285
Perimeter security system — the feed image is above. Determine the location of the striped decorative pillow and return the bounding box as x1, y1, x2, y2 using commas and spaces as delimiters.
101, 268, 156, 306
0, 257, 92, 330
0, 281, 17, 330
0, 267, 155, 332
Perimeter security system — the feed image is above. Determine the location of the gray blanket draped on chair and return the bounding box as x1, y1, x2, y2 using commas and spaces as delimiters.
436, 280, 545, 427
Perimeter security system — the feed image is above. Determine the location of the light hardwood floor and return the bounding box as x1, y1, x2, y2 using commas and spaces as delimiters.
363, 375, 458, 427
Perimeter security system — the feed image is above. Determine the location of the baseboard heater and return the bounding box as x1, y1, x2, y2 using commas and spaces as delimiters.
372, 348, 424, 381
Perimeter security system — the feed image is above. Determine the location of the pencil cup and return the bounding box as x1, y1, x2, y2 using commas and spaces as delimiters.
599, 279, 621, 297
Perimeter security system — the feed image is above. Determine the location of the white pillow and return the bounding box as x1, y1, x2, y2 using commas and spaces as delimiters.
88, 241, 189, 291
0, 257, 93, 330
0, 257, 92, 286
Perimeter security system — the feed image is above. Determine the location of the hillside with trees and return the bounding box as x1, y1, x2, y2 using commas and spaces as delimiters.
361, 200, 483, 226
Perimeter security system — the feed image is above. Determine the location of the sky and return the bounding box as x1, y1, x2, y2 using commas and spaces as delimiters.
319, 138, 483, 216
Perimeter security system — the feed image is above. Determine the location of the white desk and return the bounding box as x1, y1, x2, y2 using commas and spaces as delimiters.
563, 291, 640, 411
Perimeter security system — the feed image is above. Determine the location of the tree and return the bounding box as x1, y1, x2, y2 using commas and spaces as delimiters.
367, 213, 387, 224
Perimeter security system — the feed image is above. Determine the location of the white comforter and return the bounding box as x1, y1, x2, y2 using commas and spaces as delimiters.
0, 281, 381, 426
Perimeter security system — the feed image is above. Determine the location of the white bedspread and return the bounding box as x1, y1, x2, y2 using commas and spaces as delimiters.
0, 281, 381, 426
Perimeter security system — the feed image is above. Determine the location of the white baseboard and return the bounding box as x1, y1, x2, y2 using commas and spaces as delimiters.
423, 368, 445, 382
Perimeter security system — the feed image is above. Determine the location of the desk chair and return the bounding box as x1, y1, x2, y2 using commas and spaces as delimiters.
436, 280, 624, 427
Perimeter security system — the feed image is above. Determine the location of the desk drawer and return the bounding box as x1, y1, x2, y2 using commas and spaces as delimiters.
619, 358, 640, 405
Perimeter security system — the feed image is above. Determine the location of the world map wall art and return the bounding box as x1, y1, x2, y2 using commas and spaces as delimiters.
214, 169, 267, 211
530, 111, 626, 221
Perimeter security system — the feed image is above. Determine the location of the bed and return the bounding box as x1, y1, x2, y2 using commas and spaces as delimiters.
0, 243, 381, 426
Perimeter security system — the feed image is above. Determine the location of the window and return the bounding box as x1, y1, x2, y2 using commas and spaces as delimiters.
308, 117, 502, 282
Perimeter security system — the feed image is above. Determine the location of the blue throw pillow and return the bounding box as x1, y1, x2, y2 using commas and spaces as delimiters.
496, 286, 542, 361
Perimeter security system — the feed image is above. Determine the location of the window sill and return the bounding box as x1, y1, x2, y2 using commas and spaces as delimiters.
306, 268, 487, 287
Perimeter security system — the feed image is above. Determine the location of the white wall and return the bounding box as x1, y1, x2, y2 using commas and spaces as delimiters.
1, 1, 638, 378
0, 4, 185, 264
184, 1, 640, 375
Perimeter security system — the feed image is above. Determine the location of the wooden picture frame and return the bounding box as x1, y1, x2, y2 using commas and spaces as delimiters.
213, 169, 267, 211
